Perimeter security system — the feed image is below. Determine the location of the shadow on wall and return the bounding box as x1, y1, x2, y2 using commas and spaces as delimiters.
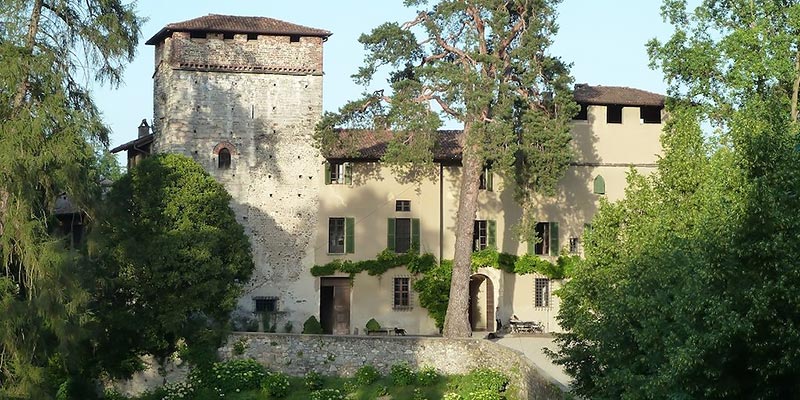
159, 64, 321, 332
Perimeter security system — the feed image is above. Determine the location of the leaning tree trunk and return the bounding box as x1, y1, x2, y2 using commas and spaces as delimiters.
443, 122, 484, 338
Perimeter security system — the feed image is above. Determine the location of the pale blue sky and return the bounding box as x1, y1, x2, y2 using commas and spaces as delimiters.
94, 0, 680, 153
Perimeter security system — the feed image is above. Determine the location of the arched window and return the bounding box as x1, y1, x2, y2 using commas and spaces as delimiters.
593, 175, 605, 195
218, 148, 231, 169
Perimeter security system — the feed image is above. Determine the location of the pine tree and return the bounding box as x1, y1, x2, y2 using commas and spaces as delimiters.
315, 0, 576, 337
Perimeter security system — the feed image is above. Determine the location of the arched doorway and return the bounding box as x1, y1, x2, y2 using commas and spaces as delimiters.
468, 274, 495, 332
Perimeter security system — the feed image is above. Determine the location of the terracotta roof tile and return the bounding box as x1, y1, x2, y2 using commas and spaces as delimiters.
574, 84, 665, 107
146, 14, 331, 45
327, 130, 462, 161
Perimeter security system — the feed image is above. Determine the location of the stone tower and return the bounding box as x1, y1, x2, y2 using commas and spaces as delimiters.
146, 14, 331, 329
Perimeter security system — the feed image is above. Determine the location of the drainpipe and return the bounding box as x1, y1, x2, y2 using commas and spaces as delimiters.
439, 162, 444, 264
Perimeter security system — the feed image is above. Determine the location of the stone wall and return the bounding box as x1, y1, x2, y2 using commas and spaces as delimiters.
220, 333, 565, 400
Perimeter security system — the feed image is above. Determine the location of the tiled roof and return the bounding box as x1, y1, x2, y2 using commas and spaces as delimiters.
574, 84, 665, 107
110, 134, 154, 154
146, 14, 332, 45
326, 130, 463, 161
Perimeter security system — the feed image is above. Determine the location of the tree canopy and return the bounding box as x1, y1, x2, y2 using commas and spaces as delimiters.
552, 1, 800, 398
89, 154, 255, 375
0, 0, 141, 397
315, 0, 576, 337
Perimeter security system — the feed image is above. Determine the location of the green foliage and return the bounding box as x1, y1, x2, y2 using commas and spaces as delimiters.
365, 318, 382, 332
261, 371, 291, 398
555, 3, 800, 398
160, 381, 195, 400
309, 388, 345, 400
459, 369, 509, 398
311, 249, 436, 277
416, 366, 440, 386
355, 365, 381, 386
0, 0, 141, 396
315, 0, 577, 337
233, 338, 248, 356
390, 363, 416, 386
204, 359, 266, 396
90, 154, 254, 371
304, 371, 324, 391
302, 316, 323, 335
413, 261, 453, 332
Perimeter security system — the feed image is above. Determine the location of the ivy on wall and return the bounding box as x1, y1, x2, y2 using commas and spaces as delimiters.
311, 248, 580, 332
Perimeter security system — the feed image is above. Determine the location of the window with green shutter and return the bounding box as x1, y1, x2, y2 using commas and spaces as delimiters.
473, 220, 495, 251
593, 175, 605, 195
388, 218, 419, 253
531, 222, 559, 256
325, 161, 351, 185
345, 217, 355, 254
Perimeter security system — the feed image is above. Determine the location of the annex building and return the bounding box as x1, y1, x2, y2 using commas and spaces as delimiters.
112, 14, 665, 336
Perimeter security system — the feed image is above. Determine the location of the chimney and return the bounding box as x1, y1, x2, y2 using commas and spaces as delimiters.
138, 119, 150, 138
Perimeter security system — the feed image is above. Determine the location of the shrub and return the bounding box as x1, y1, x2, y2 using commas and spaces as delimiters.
390, 362, 416, 386
203, 359, 267, 395
365, 318, 381, 332
310, 388, 346, 400
161, 381, 195, 400
232, 338, 248, 356
461, 368, 508, 395
442, 393, 464, 400
355, 364, 381, 386
417, 365, 440, 385
284, 320, 294, 333
305, 370, 324, 391
261, 371, 290, 398
303, 316, 323, 334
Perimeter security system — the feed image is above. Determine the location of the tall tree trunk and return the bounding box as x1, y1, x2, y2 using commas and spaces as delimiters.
792, 47, 800, 123
443, 122, 484, 338
12, 0, 44, 109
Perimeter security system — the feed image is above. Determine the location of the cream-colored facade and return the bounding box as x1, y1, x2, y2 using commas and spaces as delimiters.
116, 15, 665, 337
317, 103, 663, 335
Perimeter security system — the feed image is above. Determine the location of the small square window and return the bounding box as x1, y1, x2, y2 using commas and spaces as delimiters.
290, 35, 301, 43
640, 106, 662, 124
393, 277, 411, 309
573, 103, 588, 120
569, 237, 580, 254
607, 105, 623, 124
396, 200, 411, 212
254, 297, 277, 313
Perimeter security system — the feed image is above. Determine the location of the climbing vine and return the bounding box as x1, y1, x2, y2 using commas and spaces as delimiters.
311, 248, 577, 329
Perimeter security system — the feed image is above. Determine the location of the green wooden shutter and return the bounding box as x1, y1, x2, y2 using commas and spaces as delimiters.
593, 175, 605, 194
324, 162, 331, 184
344, 163, 352, 185
411, 218, 420, 254
486, 168, 493, 191
488, 220, 497, 249
387, 218, 396, 252
345, 217, 355, 254
549, 222, 559, 256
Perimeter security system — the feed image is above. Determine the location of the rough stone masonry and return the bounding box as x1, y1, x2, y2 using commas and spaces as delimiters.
151, 29, 326, 328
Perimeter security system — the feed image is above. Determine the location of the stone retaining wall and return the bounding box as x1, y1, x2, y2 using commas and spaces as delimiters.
219, 333, 564, 400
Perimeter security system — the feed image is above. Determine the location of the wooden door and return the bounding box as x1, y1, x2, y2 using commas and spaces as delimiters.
333, 285, 350, 335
